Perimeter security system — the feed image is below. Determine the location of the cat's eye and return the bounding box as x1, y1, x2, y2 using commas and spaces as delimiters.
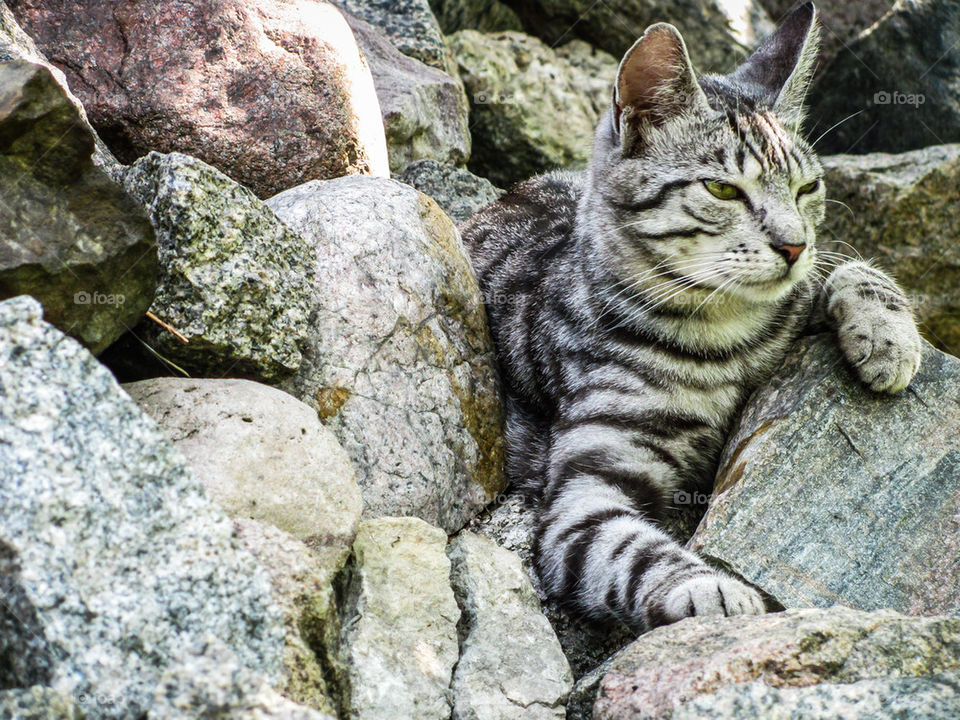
797, 179, 821, 196
704, 180, 744, 201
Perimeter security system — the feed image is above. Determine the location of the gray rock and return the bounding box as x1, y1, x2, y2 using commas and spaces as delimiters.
448, 31, 617, 187
345, 12, 471, 173
502, 0, 772, 72
0, 687, 83, 720
428, 0, 523, 34
337, 517, 461, 720
124, 377, 363, 546
689, 334, 960, 615
592, 607, 960, 720
820, 144, 960, 355
809, 0, 960, 155
398, 159, 503, 223
0, 61, 156, 355
123, 151, 314, 382
267, 176, 504, 534
447, 532, 572, 720
0, 295, 285, 719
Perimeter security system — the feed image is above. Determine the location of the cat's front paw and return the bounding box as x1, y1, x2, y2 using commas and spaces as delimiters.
838, 312, 922, 393
656, 572, 765, 625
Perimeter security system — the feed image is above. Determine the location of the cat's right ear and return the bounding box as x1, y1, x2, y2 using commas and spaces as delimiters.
614, 23, 711, 155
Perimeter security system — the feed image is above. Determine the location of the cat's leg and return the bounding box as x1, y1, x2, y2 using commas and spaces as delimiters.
532, 425, 765, 629
503, 394, 551, 498
821, 261, 922, 393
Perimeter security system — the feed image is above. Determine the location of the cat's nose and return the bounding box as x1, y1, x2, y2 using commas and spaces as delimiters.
771, 243, 806, 265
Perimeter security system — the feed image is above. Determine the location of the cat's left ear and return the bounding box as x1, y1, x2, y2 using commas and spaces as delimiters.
732, 2, 821, 126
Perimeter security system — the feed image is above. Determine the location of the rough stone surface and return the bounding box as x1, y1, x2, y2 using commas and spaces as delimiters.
0, 61, 156, 355
448, 31, 617, 187
122, 151, 314, 382
447, 531, 572, 720
820, 145, 960, 355
398, 159, 503, 223
0, 295, 285, 719
809, 0, 960, 155
428, 0, 523, 33
689, 334, 960, 616
124, 377, 363, 545
234, 518, 348, 716
502, 0, 773, 72
267, 176, 504, 534
8, 0, 389, 198
0, 687, 83, 719
337, 517, 461, 720
345, 12, 470, 173
593, 607, 960, 720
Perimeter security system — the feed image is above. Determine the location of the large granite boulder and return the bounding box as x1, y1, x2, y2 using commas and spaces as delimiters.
820, 145, 960, 354
0, 687, 82, 720
345, 12, 470, 173
0, 61, 156, 354
337, 517, 461, 720
689, 334, 960, 615
590, 607, 960, 720
121, 151, 314, 382
266, 176, 504, 534
398, 159, 503, 223
124, 378, 363, 546
0, 296, 285, 718
8, 0, 389, 198
448, 31, 617, 187
428, 0, 523, 33
809, 0, 960, 155
447, 531, 572, 720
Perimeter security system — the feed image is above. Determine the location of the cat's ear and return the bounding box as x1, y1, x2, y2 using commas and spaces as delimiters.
732, 2, 820, 126
613, 23, 711, 155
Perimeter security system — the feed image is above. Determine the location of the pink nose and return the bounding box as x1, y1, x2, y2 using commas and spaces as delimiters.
773, 243, 806, 265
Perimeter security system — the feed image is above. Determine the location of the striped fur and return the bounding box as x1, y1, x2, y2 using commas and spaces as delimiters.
461, 3, 921, 630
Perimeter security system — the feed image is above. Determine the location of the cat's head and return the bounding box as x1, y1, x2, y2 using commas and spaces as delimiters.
583, 2, 825, 311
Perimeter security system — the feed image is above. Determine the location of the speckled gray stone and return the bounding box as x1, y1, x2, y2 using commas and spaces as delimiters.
0, 687, 83, 720
689, 335, 960, 616
593, 607, 960, 720
337, 517, 461, 720
266, 176, 504, 534
398, 159, 503, 223
428, 0, 522, 33
0, 295, 285, 719
123, 151, 314, 382
447, 532, 572, 720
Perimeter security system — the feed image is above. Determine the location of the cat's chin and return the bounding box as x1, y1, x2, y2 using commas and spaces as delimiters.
734, 273, 805, 305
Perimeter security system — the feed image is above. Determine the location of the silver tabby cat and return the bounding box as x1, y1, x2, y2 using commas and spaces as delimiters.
460, 2, 922, 629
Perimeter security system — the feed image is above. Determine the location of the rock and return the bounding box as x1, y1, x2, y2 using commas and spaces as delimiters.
0, 687, 82, 720
0, 61, 156, 355
124, 377, 363, 546
8, 0, 389, 198
0, 295, 285, 718
337, 517, 461, 720
266, 176, 504, 534
398, 159, 503, 223
428, 0, 523, 34
448, 31, 617, 187
820, 145, 960, 354
150, 638, 335, 720
447, 531, 572, 720
592, 607, 960, 720
234, 518, 348, 716
344, 11, 470, 173
502, 0, 772, 72
122, 151, 314, 382
469, 493, 635, 681
808, 0, 960, 155
688, 334, 960, 616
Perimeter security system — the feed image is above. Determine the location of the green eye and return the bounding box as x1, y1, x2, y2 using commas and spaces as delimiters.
797, 179, 821, 196
704, 180, 743, 200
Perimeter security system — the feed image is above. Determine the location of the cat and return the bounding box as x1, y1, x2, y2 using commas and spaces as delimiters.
460, 1, 922, 630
